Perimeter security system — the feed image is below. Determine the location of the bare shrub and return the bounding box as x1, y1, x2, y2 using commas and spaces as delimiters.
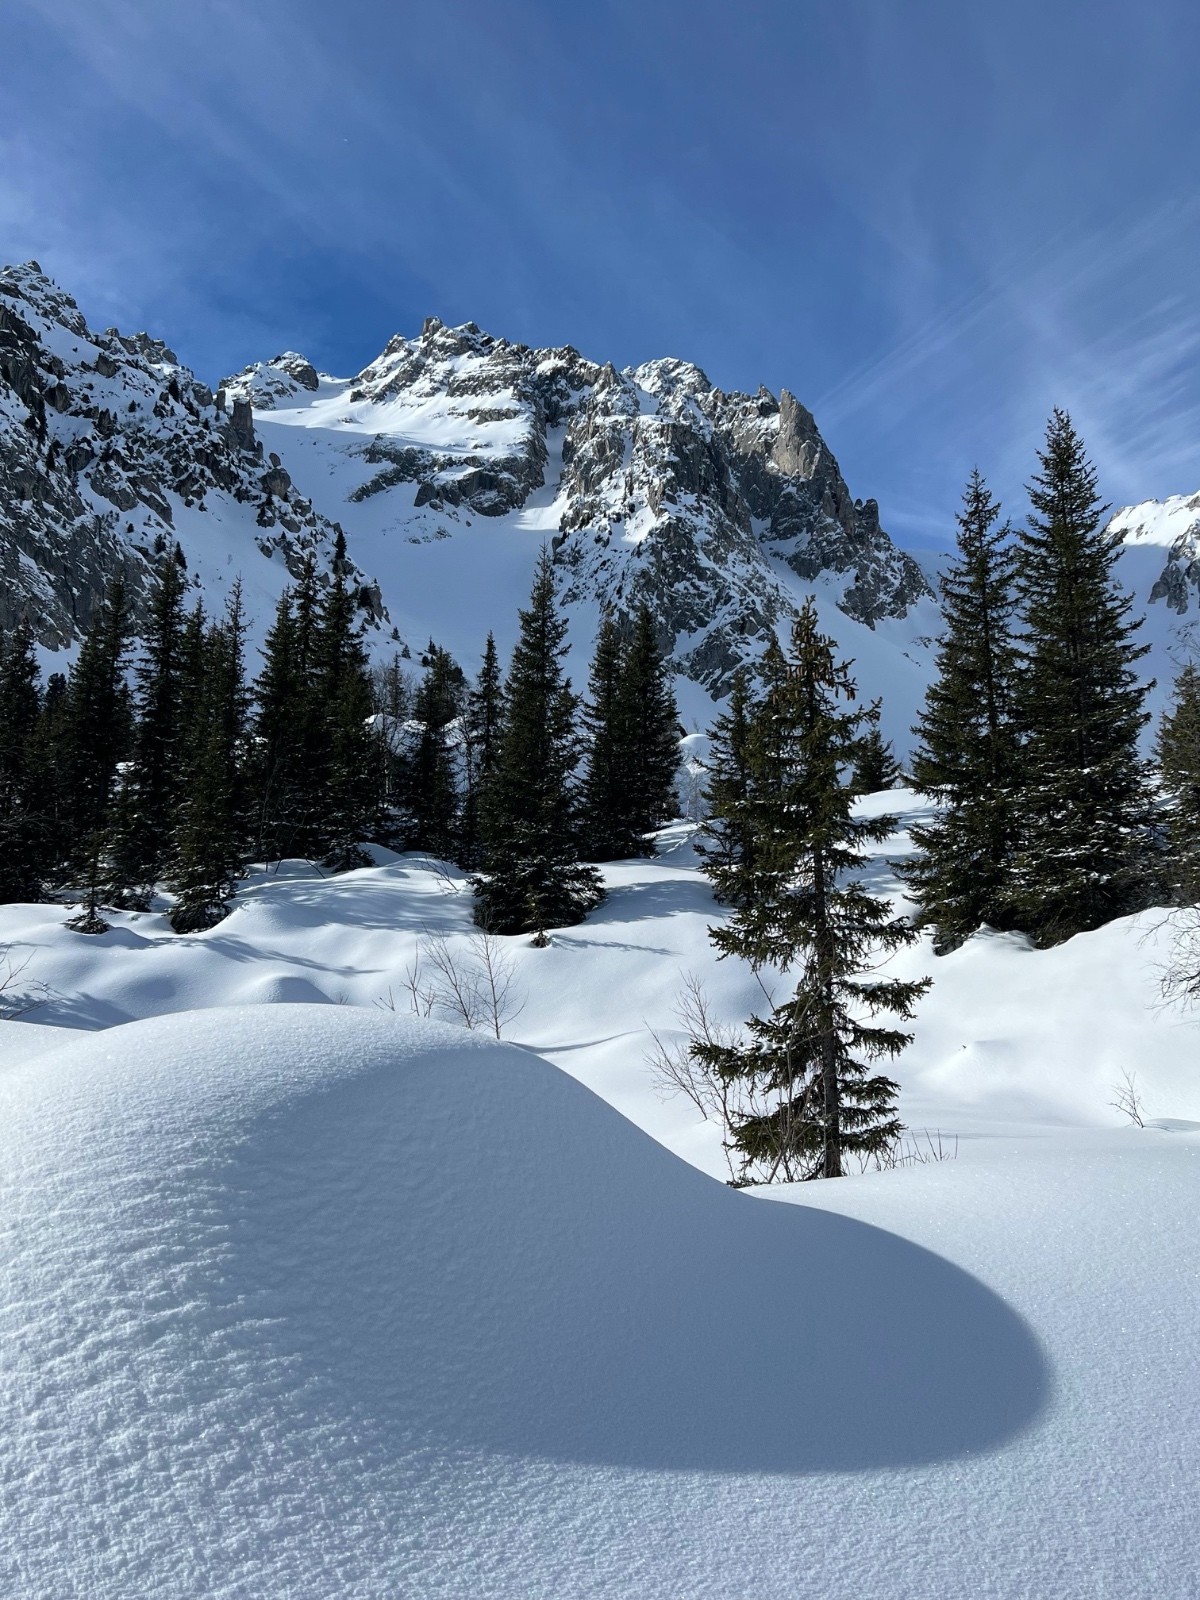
377, 930, 525, 1039
1109, 1067, 1146, 1128
0, 946, 52, 1021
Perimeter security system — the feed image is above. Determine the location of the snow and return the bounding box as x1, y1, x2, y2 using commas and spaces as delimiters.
2, 793, 1200, 1594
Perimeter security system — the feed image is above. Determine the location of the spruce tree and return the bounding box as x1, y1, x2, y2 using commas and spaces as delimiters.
0, 620, 46, 902
695, 602, 929, 1182
61, 581, 132, 866
1008, 411, 1155, 943
617, 603, 681, 847
904, 470, 1021, 950
474, 551, 603, 939
170, 585, 251, 932
851, 725, 904, 795
695, 668, 757, 899
581, 614, 640, 860
1155, 661, 1200, 899
460, 633, 503, 868
404, 645, 464, 858
315, 563, 383, 869
106, 552, 187, 904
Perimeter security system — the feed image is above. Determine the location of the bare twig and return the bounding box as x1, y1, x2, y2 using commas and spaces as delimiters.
1109, 1067, 1146, 1128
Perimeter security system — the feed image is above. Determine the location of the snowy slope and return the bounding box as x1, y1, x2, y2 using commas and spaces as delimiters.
2, 803, 1199, 1596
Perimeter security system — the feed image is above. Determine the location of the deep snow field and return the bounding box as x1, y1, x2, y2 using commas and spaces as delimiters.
1, 791, 1198, 1598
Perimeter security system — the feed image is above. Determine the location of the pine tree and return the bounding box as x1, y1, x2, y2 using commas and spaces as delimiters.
1008, 411, 1156, 943
460, 633, 503, 868
581, 614, 640, 860
1155, 661, 1200, 899
617, 603, 681, 848
170, 584, 251, 932
106, 553, 187, 904
404, 645, 464, 858
250, 562, 325, 862
904, 470, 1021, 950
851, 725, 904, 795
695, 668, 757, 898
474, 551, 604, 939
0, 620, 46, 902
694, 602, 929, 1182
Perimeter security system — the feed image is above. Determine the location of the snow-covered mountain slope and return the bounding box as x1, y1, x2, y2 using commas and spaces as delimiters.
0, 262, 387, 653
226, 317, 940, 732
1, 796, 1198, 1597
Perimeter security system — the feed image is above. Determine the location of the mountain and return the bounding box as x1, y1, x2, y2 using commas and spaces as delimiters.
1, 260, 937, 737
0, 262, 387, 651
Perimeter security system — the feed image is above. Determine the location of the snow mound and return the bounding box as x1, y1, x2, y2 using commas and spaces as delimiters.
0, 1004, 1045, 1596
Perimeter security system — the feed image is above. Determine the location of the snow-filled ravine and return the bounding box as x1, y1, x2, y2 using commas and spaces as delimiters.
1, 791, 1198, 1599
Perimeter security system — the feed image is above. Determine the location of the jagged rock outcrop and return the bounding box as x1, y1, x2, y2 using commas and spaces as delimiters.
0, 263, 386, 649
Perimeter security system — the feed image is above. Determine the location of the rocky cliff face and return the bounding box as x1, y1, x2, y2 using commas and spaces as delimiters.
224, 314, 933, 695
0, 263, 385, 650
3, 261, 930, 706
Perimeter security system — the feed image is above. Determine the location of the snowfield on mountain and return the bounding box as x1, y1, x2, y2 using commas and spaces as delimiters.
1, 791, 1198, 1599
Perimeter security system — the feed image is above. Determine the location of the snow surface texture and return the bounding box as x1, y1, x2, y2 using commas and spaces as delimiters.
1, 793, 1199, 1596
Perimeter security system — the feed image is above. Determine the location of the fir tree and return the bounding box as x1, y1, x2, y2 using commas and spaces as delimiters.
404, 645, 464, 858
61, 581, 132, 866
581, 614, 640, 860
616, 603, 681, 847
0, 620, 46, 902
695, 602, 929, 1182
250, 561, 325, 862
695, 667, 757, 898
851, 725, 904, 795
106, 553, 187, 904
1008, 411, 1156, 943
170, 584, 251, 932
460, 633, 503, 868
1155, 661, 1200, 899
315, 563, 383, 869
904, 470, 1021, 950
474, 551, 603, 939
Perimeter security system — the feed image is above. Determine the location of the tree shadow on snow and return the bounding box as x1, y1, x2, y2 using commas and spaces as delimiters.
220, 1050, 1051, 1475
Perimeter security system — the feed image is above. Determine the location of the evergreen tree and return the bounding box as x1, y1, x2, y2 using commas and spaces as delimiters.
1155, 661, 1200, 899
250, 561, 324, 862
616, 603, 681, 847
106, 553, 187, 904
581, 614, 640, 860
460, 633, 503, 868
695, 668, 758, 899
851, 725, 904, 794
695, 602, 929, 1182
904, 470, 1021, 950
0, 620, 46, 902
60, 581, 132, 867
474, 551, 603, 939
315, 563, 383, 869
1008, 411, 1156, 943
404, 645, 464, 858
170, 584, 251, 932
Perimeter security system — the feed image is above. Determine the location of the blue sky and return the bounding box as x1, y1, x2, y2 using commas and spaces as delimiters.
4, 0, 1199, 549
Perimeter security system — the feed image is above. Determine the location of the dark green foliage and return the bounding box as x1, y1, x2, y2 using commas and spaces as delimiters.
170, 585, 251, 932
474, 550, 604, 938
460, 633, 503, 868
851, 726, 904, 795
905, 470, 1021, 950
695, 602, 929, 1182
59, 582, 132, 865
581, 614, 641, 860
0, 620, 47, 902
1155, 661, 1200, 899
1007, 411, 1156, 943
315, 564, 384, 871
403, 645, 464, 858
617, 603, 681, 845
106, 553, 188, 905
695, 668, 757, 898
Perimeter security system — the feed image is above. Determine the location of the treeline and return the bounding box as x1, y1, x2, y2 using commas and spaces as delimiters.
0, 548, 681, 938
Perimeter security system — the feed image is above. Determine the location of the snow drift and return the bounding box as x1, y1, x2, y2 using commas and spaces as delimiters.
0, 1004, 1044, 1596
